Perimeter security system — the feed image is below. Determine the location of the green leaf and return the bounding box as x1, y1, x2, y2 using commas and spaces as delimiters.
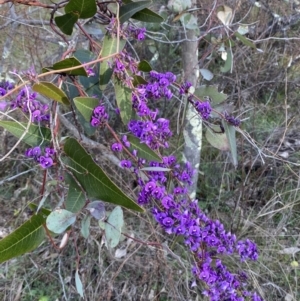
205, 125, 229, 151
0, 121, 51, 147
46, 209, 77, 234
122, 0, 163, 23
0, 214, 46, 263
127, 135, 161, 162
53, 57, 87, 76
223, 121, 238, 167
75, 270, 84, 297
65, 0, 96, 19
234, 32, 256, 49
99, 35, 126, 90
81, 215, 91, 238
32, 82, 70, 105
114, 79, 132, 125
105, 206, 124, 248
220, 49, 232, 73
138, 60, 152, 72
194, 86, 227, 105
73, 97, 99, 122
132, 75, 147, 86
119, 1, 151, 23
55, 13, 78, 35
65, 177, 86, 213
28, 203, 51, 217
63, 138, 144, 212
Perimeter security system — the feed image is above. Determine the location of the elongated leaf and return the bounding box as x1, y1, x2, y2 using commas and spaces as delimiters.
99, 35, 126, 90
75, 270, 84, 297
105, 206, 123, 248
46, 209, 77, 234
223, 121, 238, 167
234, 32, 256, 49
0, 121, 51, 147
0, 214, 46, 263
73, 97, 99, 122
81, 215, 91, 238
53, 57, 87, 76
220, 49, 232, 73
65, 0, 96, 19
119, 1, 151, 23
66, 178, 86, 213
63, 138, 144, 212
28, 203, 51, 216
122, 0, 163, 23
32, 82, 70, 105
127, 135, 161, 161
205, 125, 229, 151
55, 13, 78, 35
194, 86, 227, 104
114, 79, 132, 125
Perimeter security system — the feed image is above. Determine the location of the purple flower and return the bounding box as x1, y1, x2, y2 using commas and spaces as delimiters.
0, 101, 8, 111
32, 146, 41, 157
111, 142, 123, 152
39, 156, 53, 168
120, 160, 132, 168
194, 100, 212, 120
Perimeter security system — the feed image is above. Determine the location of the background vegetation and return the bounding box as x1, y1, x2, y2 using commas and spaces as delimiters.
0, 0, 300, 300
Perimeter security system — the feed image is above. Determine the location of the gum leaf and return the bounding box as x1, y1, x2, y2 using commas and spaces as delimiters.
105, 206, 124, 248
46, 209, 77, 234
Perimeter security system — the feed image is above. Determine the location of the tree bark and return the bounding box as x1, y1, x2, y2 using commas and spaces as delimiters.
182, 1, 201, 198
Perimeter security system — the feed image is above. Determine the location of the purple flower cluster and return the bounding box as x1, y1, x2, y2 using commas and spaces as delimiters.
179, 81, 192, 95
90, 105, 108, 127
128, 118, 172, 150
0, 81, 15, 111
25, 146, 55, 168
113, 50, 139, 79
194, 100, 212, 120
225, 112, 241, 127
148, 189, 260, 300
0, 80, 14, 96
125, 149, 262, 300
128, 26, 146, 40
10, 87, 49, 123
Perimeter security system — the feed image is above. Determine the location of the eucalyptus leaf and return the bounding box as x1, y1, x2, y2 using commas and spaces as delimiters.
75, 269, 84, 298
46, 209, 77, 234
223, 121, 238, 167
105, 206, 124, 248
